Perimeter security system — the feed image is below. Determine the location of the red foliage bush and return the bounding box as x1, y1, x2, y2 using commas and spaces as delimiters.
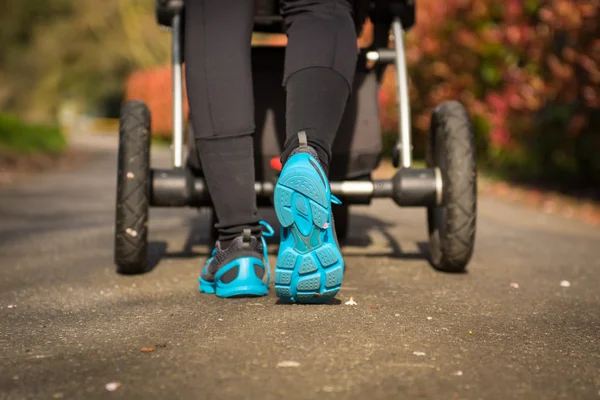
379, 0, 600, 186
125, 1, 600, 187
123, 30, 371, 138
124, 66, 189, 138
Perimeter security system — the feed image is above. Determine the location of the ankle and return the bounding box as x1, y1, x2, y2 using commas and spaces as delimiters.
217, 224, 262, 248
280, 134, 330, 175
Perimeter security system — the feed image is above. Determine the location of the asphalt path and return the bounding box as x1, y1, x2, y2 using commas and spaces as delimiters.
1, 134, 599, 399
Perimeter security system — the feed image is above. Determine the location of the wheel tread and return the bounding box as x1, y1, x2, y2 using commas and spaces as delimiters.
114, 101, 151, 274
426, 101, 477, 272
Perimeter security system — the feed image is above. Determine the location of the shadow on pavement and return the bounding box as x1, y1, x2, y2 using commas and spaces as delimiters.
275, 298, 343, 306
144, 209, 432, 274
343, 213, 428, 261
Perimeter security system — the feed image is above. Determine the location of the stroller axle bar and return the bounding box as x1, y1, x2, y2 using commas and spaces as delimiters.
150, 167, 441, 208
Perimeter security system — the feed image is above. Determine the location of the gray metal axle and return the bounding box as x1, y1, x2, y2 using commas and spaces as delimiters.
150, 168, 442, 208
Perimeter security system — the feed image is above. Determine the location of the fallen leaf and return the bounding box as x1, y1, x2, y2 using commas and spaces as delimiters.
277, 361, 300, 368
345, 297, 357, 306
7, 304, 16, 309
140, 346, 156, 353
105, 382, 121, 392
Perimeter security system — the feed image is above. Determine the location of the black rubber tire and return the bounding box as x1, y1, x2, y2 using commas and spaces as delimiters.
186, 119, 203, 175
114, 101, 151, 274
426, 101, 477, 272
333, 205, 350, 241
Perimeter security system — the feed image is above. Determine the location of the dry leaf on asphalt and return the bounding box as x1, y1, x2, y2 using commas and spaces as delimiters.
105, 382, 121, 392
345, 297, 357, 306
277, 361, 300, 368
140, 346, 157, 353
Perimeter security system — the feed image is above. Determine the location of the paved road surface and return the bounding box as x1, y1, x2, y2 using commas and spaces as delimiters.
1, 134, 599, 400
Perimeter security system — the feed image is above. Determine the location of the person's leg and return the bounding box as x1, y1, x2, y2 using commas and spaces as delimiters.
185, 0, 271, 298
280, 0, 358, 173
185, 0, 261, 247
274, 0, 357, 303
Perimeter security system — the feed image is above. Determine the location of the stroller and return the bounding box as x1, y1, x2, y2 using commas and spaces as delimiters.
114, 0, 477, 274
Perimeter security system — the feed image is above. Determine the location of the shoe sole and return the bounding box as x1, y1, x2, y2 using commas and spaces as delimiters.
273, 154, 344, 304
200, 279, 268, 298
199, 257, 269, 298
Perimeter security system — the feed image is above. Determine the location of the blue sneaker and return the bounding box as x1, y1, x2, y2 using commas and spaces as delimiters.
274, 132, 344, 303
199, 221, 274, 298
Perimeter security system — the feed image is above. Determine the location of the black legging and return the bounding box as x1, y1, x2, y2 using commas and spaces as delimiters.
185, 0, 358, 243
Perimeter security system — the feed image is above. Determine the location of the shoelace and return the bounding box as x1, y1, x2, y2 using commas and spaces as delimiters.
206, 248, 217, 266
259, 220, 274, 287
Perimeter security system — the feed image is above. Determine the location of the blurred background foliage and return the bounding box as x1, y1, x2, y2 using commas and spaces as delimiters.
392, 0, 600, 189
0, 0, 598, 189
0, 0, 168, 121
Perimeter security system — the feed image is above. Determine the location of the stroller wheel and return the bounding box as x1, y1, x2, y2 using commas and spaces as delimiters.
426, 101, 477, 272
114, 101, 151, 274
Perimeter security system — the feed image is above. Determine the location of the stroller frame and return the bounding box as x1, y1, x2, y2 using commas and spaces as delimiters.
152, 0, 440, 208
114, 0, 478, 274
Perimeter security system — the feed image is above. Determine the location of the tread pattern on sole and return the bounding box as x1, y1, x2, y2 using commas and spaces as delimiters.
274, 156, 344, 303
278, 174, 326, 208
278, 250, 298, 270
275, 270, 293, 285
298, 256, 318, 274
325, 266, 343, 288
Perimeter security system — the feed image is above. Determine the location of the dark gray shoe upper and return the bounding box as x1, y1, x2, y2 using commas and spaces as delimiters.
202, 231, 264, 282
287, 142, 320, 162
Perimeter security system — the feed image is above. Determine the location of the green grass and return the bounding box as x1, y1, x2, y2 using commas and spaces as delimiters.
151, 135, 172, 147
0, 114, 66, 155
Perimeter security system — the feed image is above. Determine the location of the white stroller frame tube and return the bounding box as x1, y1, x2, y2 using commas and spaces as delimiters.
392, 18, 412, 168
171, 13, 184, 169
